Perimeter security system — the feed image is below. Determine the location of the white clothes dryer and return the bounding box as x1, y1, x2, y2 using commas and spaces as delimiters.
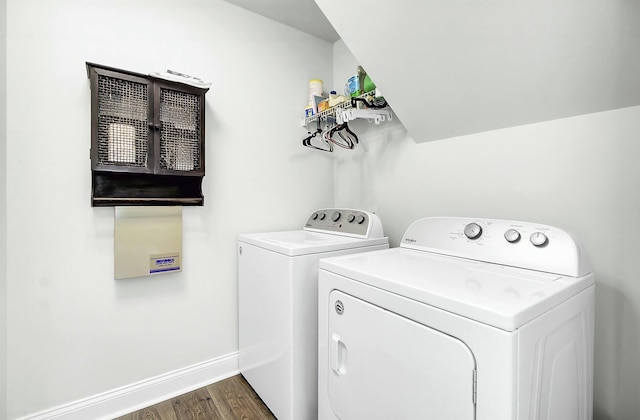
238, 209, 388, 420
318, 217, 594, 420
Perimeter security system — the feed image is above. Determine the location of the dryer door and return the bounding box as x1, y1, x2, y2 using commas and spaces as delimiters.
326, 290, 477, 420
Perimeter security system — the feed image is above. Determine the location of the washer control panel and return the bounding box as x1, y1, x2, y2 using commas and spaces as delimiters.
304, 208, 384, 238
401, 217, 591, 277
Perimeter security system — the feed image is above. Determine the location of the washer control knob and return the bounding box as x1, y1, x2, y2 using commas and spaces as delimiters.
504, 229, 521, 243
530, 232, 548, 247
347, 214, 356, 223
356, 215, 366, 224
318, 212, 326, 221
312, 212, 319, 220
332, 211, 341, 222
464, 222, 483, 240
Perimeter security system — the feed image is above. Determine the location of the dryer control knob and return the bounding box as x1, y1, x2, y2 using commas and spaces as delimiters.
347, 214, 356, 223
530, 232, 548, 247
464, 222, 483, 240
356, 215, 366, 224
318, 212, 326, 220
504, 229, 521, 243
312, 212, 319, 220
332, 211, 341, 222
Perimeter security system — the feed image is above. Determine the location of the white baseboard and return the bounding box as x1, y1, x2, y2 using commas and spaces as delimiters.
19, 352, 239, 420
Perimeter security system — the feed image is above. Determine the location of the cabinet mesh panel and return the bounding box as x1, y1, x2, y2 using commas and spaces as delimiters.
159, 88, 201, 171
97, 75, 149, 167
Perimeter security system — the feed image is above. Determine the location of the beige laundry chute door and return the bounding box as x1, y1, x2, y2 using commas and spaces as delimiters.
114, 206, 182, 279
326, 290, 476, 420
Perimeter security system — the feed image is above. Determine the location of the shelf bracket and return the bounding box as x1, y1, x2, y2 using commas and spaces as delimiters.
336, 108, 392, 125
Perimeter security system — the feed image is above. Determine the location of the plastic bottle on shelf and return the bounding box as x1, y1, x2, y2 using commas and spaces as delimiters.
309, 79, 324, 98
357, 66, 366, 95
346, 66, 370, 98
363, 74, 376, 93
308, 79, 324, 114
329, 90, 342, 107
347, 75, 360, 97
305, 106, 314, 117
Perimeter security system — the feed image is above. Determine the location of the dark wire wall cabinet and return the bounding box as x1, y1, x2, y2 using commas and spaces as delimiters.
86, 62, 209, 207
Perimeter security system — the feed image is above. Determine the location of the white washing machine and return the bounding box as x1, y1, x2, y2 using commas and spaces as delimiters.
318, 217, 594, 420
238, 208, 388, 420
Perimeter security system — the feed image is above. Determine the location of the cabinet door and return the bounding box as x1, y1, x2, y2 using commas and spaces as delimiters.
90, 67, 153, 174
326, 290, 477, 420
154, 82, 205, 176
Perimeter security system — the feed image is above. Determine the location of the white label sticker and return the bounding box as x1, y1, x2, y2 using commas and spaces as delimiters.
149, 253, 181, 274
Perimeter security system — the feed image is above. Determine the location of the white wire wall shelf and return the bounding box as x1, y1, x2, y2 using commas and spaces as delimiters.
300, 92, 391, 127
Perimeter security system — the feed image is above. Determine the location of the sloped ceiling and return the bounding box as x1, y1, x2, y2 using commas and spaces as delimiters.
316, 0, 640, 142
221, 0, 339, 42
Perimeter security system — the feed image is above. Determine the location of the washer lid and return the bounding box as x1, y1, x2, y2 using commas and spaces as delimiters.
319, 248, 594, 331
238, 230, 388, 256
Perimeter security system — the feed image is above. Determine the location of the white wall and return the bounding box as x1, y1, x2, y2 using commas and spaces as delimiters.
333, 40, 640, 420
7, 1, 638, 418
5, 0, 333, 417
1, 0, 7, 417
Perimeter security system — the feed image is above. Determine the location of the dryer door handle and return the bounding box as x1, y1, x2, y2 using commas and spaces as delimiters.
331, 334, 348, 375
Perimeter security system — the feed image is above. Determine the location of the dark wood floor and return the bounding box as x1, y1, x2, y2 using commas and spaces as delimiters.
114, 374, 276, 420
